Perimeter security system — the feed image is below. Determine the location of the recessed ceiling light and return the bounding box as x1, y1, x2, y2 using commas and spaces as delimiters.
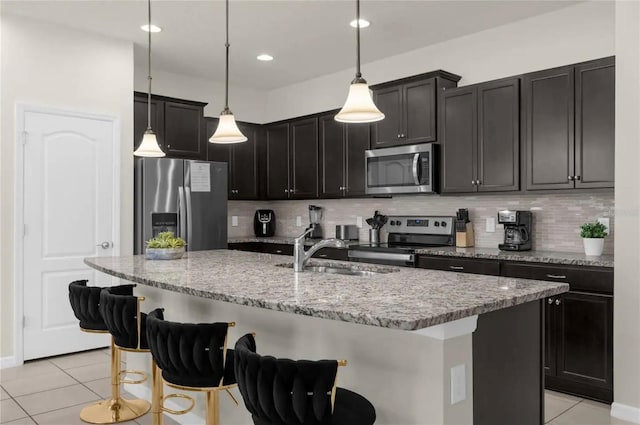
141, 24, 162, 33
350, 19, 370, 28
257, 54, 274, 62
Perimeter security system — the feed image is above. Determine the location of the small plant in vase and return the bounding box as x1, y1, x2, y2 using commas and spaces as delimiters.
145, 231, 186, 260
580, 222, 607, 256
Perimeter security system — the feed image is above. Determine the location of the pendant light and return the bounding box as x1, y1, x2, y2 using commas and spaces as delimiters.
210, 0, 247, 144
134, 0, 165, 157
335, 0, 384, 123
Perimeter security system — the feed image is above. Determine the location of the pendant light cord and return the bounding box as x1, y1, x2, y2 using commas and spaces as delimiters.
147, 0, 152, 130
355, 0, 361, 79
224, 0, 230, 111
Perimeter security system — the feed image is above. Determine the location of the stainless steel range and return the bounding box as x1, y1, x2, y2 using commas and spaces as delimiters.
348, 215, 455, 266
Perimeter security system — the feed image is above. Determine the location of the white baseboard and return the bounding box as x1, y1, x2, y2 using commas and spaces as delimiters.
0, 356, 19, 369
124, 383, 204, 425
612, 402, 640, 424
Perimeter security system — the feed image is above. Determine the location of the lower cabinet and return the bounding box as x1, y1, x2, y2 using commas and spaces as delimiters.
228, 242, 348, 261
416, 256, 500, 275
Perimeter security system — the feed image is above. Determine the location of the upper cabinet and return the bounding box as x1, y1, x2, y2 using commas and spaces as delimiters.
133, 92, 206, 160
265, 117, 319, 200
318, 112, 370, 198
371, 71, 460, 149
523, 57, 615, 190
205, 118, 261, 200
441, 78, 520, 193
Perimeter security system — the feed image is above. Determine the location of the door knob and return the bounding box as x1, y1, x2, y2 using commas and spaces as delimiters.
96, 241, 111, 249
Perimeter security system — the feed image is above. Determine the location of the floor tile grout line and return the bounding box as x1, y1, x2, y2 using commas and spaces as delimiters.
25, 396, 104, 420
546, 398, 585, 423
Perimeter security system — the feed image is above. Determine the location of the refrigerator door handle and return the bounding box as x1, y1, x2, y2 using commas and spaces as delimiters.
178, 186, 187, 242
185, 186, 193, 249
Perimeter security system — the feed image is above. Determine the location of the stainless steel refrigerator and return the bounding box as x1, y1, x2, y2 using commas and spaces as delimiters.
134, 158, 228, 254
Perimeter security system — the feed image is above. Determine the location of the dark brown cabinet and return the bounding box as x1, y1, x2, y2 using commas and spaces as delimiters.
228, 242, 348, 260
319, 112, 370, 198
205, 118, 261, 200
265, 118, 319, 200
523, 57, 615, 190
371, 72, 460, 149
133, 92, 206, 160
441, 78, 520, 193
501, 261, 614, 402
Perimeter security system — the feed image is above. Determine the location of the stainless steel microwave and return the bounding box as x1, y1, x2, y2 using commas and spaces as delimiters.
365, 144, 436, 195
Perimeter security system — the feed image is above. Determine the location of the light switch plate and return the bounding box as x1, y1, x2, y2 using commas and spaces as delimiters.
356, 216, 363, 228
486, 217, 496, 233
450, 364, 466, 405
597, 217, 610, 234
296, 216, 302, 227
231, 216, 238, 227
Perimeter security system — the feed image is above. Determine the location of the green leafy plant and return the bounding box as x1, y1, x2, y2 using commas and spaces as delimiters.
146, 231, 186, 249
580, 222, 608, 239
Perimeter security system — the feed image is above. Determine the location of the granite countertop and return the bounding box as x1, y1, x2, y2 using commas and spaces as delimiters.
85, 250, 567, 331
228, 236, 360, 248
414, 247, 614, 268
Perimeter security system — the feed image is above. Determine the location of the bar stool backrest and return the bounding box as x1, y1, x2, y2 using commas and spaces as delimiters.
68, 280, 107, 331
234, 334, 339, 425
99, 286, 144, 350
146, 309, 234, 389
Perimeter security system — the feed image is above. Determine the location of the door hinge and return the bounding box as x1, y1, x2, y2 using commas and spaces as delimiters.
23, 224, 27, 237
23, 316, 26, 329
22, 131, 28, 146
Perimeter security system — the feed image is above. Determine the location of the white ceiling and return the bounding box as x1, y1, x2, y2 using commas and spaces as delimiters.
3, 0, 581, 90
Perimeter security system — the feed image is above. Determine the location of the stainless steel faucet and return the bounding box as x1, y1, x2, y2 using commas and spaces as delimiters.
293, 229, 347, 272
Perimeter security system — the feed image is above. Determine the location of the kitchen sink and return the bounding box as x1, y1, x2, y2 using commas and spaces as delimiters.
276, 263, 396, 277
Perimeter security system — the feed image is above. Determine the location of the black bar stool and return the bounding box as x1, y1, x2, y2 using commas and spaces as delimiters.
145, 308, 238, 425
234, 333, 376, 425
68, 281, 150, 423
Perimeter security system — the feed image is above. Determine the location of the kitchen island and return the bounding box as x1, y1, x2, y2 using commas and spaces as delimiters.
85, 250, 568, 425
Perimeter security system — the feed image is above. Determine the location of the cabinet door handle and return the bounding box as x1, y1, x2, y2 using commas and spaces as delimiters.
574, 175, 581, 181
548, 298, 554, 304
275, 249, 283, 254
568, 176, 574, 181
449, 265, 465, 270
546, 274, 567, 279
397, 134, 401, 139
319, 254, 328, 257
471, 180, 476, 185
284, 189, 288, 193
555, 299, 561, 306
476, 180, 481, 185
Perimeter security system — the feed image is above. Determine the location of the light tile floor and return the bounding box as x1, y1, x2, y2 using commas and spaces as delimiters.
0, 349, 636, 425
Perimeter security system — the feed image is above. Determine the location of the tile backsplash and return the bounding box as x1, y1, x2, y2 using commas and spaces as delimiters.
228, 192, 615, 254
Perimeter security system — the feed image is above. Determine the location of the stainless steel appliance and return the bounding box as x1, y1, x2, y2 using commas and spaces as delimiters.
134, 158, 228, 254
306, 205, 323, 239
348, 215, 455, 266
254, 210, 276, 237
365, 144, 436, 195
335, 225, 359, 241
498, 210, 532, 251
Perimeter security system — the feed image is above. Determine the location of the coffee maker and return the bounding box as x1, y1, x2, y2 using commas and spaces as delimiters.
307, 205, 323, 239
498, 210, 532, 251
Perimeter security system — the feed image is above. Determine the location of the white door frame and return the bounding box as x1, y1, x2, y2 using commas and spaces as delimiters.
13, 103, 121, 366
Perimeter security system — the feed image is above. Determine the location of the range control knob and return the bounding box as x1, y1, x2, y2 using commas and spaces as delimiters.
441, 221, 447, 227
434, 221, 440, 227
389, 220, 396, 226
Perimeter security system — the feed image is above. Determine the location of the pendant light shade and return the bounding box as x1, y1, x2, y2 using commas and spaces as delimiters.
335, 0, 384, 124
134, 0, 165, 157
210, 110, 248, 144
210, 0, 247, 144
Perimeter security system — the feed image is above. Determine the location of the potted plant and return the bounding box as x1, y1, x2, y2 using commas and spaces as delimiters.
580, 222, 608, 256
145, 231, 186, 260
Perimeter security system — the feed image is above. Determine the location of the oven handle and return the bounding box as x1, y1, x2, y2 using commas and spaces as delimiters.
348, 250, 414, 263
412, 153, 421, 186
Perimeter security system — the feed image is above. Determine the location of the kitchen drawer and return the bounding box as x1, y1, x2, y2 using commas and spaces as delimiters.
417, 256, 500, 276
228, 242, 261, 252
311, 247, 349, 261
259, 243, 294, 256
501, 262, 613, 294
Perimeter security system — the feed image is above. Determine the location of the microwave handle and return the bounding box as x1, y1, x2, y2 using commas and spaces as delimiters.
412, 153, 421, 185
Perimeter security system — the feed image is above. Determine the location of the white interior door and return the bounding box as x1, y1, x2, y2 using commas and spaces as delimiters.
22, 108, 119, 360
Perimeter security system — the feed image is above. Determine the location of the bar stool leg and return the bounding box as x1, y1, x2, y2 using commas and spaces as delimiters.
151, 360, 163, 425
205, 389, 220, 425
79, 338, 151, 423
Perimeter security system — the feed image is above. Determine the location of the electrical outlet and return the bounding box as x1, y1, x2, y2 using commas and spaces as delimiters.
296, 216, 302, 227
356, 216, 363, 228
450, 364, 466, 405
231, 216, 238, 227
597, 217, 610, 234
486, 217, 496, 233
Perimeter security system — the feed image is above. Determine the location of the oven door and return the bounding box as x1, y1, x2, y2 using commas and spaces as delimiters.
365, 144, 434, 195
